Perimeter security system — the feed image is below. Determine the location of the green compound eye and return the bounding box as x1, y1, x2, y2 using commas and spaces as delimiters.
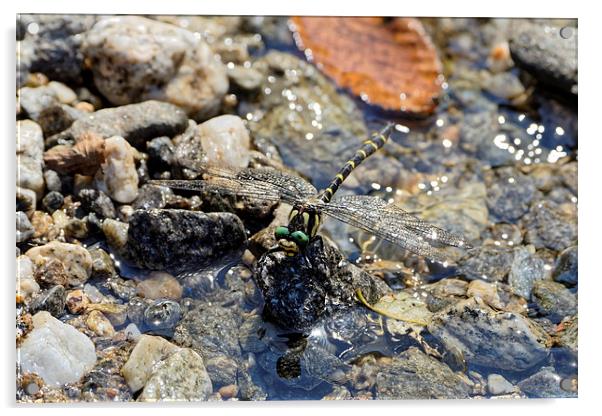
274, 226, 290, 239
290, 230, 309, 246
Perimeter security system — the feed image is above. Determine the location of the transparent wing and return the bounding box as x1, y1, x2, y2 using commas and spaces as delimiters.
316, 195, 472, 262
149, 166, 317, 205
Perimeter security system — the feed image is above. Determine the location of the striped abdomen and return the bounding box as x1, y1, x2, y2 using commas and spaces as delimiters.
319, 124, 393, 203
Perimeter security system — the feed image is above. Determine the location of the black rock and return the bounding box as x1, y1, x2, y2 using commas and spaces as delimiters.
523, 200, 577, 251
553, 246, 578, 286
131, 184, 174, 211
29, 285, 66, 317
122, 209, 246, 272
147, 136, 175, 172
77, 189, 116, 219
458, 245, 515, 282
53, 101, 189, 149
532, 280, 577, 323
37, 103, 86, 136
42, 191, 64, 213
509, 22, 577, 96
253, 236, 391, 333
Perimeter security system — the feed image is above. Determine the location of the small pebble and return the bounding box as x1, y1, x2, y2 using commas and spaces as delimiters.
42, 191, 64, 213
86, 310, 115, 337
136, 271, 183, 300
65, 289, 89, 314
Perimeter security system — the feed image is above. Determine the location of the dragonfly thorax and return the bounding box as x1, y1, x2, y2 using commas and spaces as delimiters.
274, 205, 322, 256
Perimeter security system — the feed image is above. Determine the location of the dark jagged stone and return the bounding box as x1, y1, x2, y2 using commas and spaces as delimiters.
78, 189, 116, 219
122, 209, 246, 272
253, 236, 391, 333
131, 184, 174, 211
52, 101, 189, 148
29, 285, 66, 317
553, 246, 578, 286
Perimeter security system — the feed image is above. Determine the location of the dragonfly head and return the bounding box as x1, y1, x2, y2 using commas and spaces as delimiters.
273, 205, 321, 255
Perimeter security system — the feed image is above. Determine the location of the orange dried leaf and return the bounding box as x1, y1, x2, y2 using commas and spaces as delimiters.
290, 17, 443, 115
44, 132, 106, 175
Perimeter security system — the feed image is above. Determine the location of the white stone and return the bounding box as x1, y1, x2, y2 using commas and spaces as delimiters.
197, 115, 251, 169
487, 373, 516, 395
19, 311, 97, 386
47, 81, 77, 104
121, 334, 181, 393
25, 241, 93, 287
16, 255, 40, 300
96, 136, 139, 203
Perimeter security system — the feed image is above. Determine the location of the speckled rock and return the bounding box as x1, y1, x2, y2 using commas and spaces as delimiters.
131, 184, 174, 211
518, 366, 576, 398
17, 120, 45, 198
375, 347, 472, 399
532, 280, 577, 323
16, 211, 35, 243
101, 219, 129, 251
146, 137, 175, 172
509, 22, 577, 95
508, 246, 547, 299
483, 72, 525, 100
56, 100, 189, 148
84, 16, 228, 121
122, 209, 246, 272
65, 289, 89, 314
466, 279, 503, 309
25, 241, 93, 286
41, 191, 64, 213
204, 355, 238, 389
196, 115, 251, 168
78, 189, 116, 219
136, 271, 183, 300
428, 297, 551, 371
142, 299, 182, 336
95, 136, 139, 203
19, 311, 96, 386
555, 315, 578, 351
86, 310, 115, 337
487, 167, 537, 223
122, 334, 181, 393
139, 348, 213, 401
523, 200, 577, 251
88, 247, 116, 279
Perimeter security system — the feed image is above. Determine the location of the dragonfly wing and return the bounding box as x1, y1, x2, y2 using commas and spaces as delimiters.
149, 167, 317, 206
318, 195, 471, 262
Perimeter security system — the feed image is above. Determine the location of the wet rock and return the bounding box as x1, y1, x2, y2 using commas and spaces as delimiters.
197, 115, 252, 168
532, 280, 577, 323
17, 15, 95, 86
122, 334, 181, 392
508, 246, 546, 299
16, 211, 35, 243
26, 241, 93, 286
41, 191, 64, 213
244, 51, 368, 190
487, 374, 516, 395
87, 303, 128, 327
483, 72, 525, 100
64, 217, 89, 239
95, 136, 139, 204
19, 311, 96, 386
17, 255, 40, 301
139, 348, 213, 401
518, 366, 576, 398
77, 189, 116, 219
218, 384, 239, 400
173, 303, 243, 362
458, 245, 515, 282
122, 209, 246, 272
142, 299, 182, 336
102, 219, 129, 251
467, 279, 504, 309
29, 285, 65, 317
483, 223, 522, 247
254, 236, 390, 332
428, 297, 551, 371
56, 100, 189, 148
510, 22, 577, 95
84, 16, 228, 120
85, 310, 115, 337
375, 347, 472, 399
89, 247, 116, 279
204, 355, 238, 388
555, 315, 578, 351
487, 167, 537, 223
523, 200, 577, 251
131, 184, 174, 211
136, 271, 183, 300
238, 315, 268, 353
65, 289, 89, 314
146, 137, 175, 172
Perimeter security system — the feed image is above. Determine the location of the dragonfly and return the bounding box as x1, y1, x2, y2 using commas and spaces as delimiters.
150, 124, 471, 319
